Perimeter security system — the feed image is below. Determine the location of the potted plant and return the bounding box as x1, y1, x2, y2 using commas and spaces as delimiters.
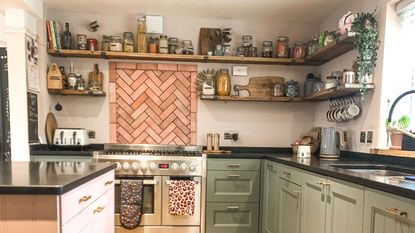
351, 11, 380, 94
389, 115, 411, 150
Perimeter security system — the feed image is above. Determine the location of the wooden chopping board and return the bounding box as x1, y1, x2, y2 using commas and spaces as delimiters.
45, 112, 58, 146
198, 28, 222, 55
88, 64, 104, 91
234, 76, 285, 97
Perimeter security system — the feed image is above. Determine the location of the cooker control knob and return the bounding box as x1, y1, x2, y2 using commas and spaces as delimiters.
180, 163, 188, 171
131, 162, 139, 171
115, 162, 122, 171
122, 162, 131, 171
171, 163, 179, 172
141, 163, 148, 171
189, 164, 196, 172
149, 163, 157, 171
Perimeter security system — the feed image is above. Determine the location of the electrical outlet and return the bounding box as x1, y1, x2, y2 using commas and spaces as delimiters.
360, 131, 366, 143
367, 131, 373, 144
88, 130, 96, 139
224, 130, 239, 141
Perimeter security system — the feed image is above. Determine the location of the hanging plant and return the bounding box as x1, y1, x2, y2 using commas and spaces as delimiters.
351, 10, 380, 95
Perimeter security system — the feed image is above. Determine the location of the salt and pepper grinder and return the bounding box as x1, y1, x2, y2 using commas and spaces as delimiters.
206, 133, 220, 151
206, 133, 213, 151
213, 133, 220, 151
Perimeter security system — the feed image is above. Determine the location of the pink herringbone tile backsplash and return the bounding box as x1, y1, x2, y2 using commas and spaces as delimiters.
109, 62, 197, 145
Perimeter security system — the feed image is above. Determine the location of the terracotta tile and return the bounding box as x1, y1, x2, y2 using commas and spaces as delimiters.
131, 103, 149, 119
159, 71, 174, 82
157, 64, 178, 71
117, 98, 134, 114
134, 131, 149, 144
131, 72, 149, 90
144, 136, 157, 144
116, 62, 136, 69
117, 116, 135, 134
110, 103, 117, 123
145, 89, 163, 105
145, 79, 163, 96
132, 122, 149, 138
146, 98, 163, 115
131, 83, 149, 100
190, 113, 197, 132
173, 72, 190, 88
136, 63, 157, 70
160, 123, 176, 138
110, 124, 117, 143
174, 109, 190, 125
159, 94, 176, 111
173, 136, 185, 145
190, 72, 197, 93
145, 108, 163, 125
145, 118, 163, 134
131, 93, 149, 110
116, 88, 134, 105
145, 127, 163, 144
130, 70, 145, 81
174, 99, 190, 117
191, 92, 197, 113
131, 112, 149, 129
159, 84, 177, 101
116, 69, 134, 85
174, 118, 191, 135
109, 62, 116, 83
118, 127, 134, 143
116, 78, 134, 95
109, 83, 117, 103
174, 89, 190, 106
145, 70, 163, 86
178, 64, 197, 72
117, 107, 134, 124
159, 114, 176, 130
159, 104, 176, 120
161, 131, 177, 144
174, 79, 191, 97
117, 134, 128, 144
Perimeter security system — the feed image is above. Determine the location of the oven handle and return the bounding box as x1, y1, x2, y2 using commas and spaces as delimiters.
114, 179, 158, 185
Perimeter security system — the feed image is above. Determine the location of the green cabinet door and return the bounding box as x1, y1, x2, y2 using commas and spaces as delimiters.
206, 203, 259, 233
277, 177, 301, 233
207, 170, 260, 203
208, 158, 261, 171
363, 189, 415, 233
261, 160, 279, 233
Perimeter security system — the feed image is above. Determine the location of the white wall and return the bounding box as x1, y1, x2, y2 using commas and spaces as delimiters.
43, 11, 320, 147
0, 13, 5, 46
314, 0, 388, 152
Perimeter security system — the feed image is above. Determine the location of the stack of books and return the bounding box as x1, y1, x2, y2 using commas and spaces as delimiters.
46, 20, 63, 50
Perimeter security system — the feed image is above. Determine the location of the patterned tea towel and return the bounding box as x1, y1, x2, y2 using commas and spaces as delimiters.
120, 180, 144, 229
168, 180, 196, 216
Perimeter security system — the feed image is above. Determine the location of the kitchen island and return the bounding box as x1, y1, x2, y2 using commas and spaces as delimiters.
0, 161, 116, 233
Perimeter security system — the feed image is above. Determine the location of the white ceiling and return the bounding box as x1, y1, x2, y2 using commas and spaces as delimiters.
43, 0, 346, 23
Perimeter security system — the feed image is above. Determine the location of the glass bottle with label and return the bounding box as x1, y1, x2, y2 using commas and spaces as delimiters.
159, 35, 168, 54
123, 32, 135, 53
62, 23, 72, 49
67, 61, 77, 90
202, 74, 215, 96
276, 36, 289, 58
136, 18, 148, 53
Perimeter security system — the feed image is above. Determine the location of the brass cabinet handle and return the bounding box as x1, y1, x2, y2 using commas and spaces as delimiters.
286, 190, 301, 198
283, 172, 292, 179
79, 195, 92, 204
385, 208, 408, 217
104, 180, 114, 186
93, 206, 106, 214
316, 181, 331, 187
227, 174, 241, 178
227, 206, 240, 210
227, 164, 241, 167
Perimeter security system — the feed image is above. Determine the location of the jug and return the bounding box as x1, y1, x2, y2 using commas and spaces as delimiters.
320, 127, 346, 158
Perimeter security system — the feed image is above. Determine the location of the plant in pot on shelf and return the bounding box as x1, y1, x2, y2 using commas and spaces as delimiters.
388, 115, 411, 150
351, 10, 380, 95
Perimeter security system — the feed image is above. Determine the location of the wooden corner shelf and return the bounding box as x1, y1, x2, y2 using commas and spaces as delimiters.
200, 95, 305, 102
306, 35, 355, 65
305, 83, 375, 101
48, 89, 106, 97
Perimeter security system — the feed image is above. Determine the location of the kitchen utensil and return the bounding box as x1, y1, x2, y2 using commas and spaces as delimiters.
53, 128, 90, 147
234, 76, 285, 97
320, 127, 346, 158
47, 63, 63, 90
45, 112, 58, 146
198, 28, 222, 55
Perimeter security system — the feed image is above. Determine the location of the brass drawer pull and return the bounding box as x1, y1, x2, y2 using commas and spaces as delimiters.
79, 195, 92, 204
227, 206, 240, 210
93, 206, 106, 214
104, 180, 114, 186
385, 208, 408, 217
283, 172, 292, 178
227, 164, 241, 168
227, 175, 241, 178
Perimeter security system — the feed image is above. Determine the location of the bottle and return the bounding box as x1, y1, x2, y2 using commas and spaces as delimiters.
136, 18, 148, 53
67, 61, 77, 90
62, 23, 72, 50
216, 69, 231, 96
159, 35, 168, 54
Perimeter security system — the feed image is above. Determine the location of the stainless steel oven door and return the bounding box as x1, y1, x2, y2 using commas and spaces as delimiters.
162, 176, 201, 226
114, 176, 162, 226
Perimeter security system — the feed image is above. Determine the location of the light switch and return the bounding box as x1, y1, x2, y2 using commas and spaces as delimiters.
232, 65, 248, 76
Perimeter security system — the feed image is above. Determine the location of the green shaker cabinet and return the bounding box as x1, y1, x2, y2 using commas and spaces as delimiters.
206, 158, 260, 233
261, 160, 279, 233
277, 177, 302, 233
363, 189, 415, 233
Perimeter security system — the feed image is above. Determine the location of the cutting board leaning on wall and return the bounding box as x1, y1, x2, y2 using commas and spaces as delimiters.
234, 76, 285, 97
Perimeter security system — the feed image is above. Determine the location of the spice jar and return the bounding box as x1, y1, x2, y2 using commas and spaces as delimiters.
202, 74, 215, 96
216, 69, 231, 96
182, 40, 194, 55
223, 45, 231, 56
102, 35, 111, 51
77, 34, 87, 50
87, 38, 98, 52
286, 80, 299, 97
307, 37, 317, 56
273, 83, 285, 97
248, 47, 258, 57
123, 32, 135, 53
168, 37, 178, 54
242, 35, 253, 48
109, 36, 123, 52
276, 36, 289, 58
136, 18, 148, 53
262, 41, 273, 58
159, 35, 168, 54
236, 47, 245, 57
292, 42, 307, 59
148, 36, 159, 53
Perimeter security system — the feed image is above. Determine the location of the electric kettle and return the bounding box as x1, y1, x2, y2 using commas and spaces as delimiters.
320, 127, 345, 158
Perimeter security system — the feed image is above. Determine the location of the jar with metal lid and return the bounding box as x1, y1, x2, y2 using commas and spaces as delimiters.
182, 40, 194, 55
123, 32, 135, 53
102, 35, 111, 51
242, 35, 253, 48
236, 47, 245, 57
77, 34, 87, 50
307, 37, 317, 56
168, 37, 178, 54
286, 80, 299, 97
292, 42, 307, 59
87, 38, 98, 52
159, 35, 168, 54
136, 18, 147, 53
223, 44, 231, 56
273, 83, 285, 97
276, 36, 289, 58
262, 41, 273, 58
148, 36, 159, 53
109, 36, 123, 52
248, 47, 258, 57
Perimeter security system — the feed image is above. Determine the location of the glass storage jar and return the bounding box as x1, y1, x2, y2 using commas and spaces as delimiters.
123, 32, 135, 53
292, 42, 307, 59
286, 80, 299, 97
109, 36, 123, 52
242, 35, 253, 48
136, 18, 147, 53
168, 37, 179, 54
102, 35, 111, 51
262, 41, 273, 58
159, 35, 168, 54
276, 36, 289, 58
216, 69, 231, 96
236, 47, 245, 57
182, 40, 194, 55
148, 36, 159, 53
77, 34, 87, 50
248, 47, 258, 57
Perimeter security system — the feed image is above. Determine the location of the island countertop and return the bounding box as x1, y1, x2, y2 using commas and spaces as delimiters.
0, 161, 116, 195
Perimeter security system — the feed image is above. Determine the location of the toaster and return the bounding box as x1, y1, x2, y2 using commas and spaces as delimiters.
53, 128, 90, 146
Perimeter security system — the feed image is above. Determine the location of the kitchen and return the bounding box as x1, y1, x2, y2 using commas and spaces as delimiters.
1, 0, 415, 232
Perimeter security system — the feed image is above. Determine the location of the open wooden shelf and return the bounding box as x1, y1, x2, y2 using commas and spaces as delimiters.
47, 49, 314, 66
48, 89, 106, 97
200, 95, 305, 102
305, 83, 375, 101
306, 35, 355, 65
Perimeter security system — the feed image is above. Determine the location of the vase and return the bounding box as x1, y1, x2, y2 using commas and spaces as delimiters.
390, 132, 403, 150
216, 69, 231, 96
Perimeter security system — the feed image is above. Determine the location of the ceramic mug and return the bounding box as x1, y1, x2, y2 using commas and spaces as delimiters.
342, 70, 356, 84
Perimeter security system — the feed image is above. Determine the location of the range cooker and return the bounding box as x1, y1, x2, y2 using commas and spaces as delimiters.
94, 144, 206, 233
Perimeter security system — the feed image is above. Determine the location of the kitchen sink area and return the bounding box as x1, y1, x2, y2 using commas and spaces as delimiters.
330, 164, 415, 177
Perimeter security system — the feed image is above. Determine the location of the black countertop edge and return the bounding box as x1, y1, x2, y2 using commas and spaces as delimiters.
30, 144, 104, 156
0, 163, 116, 195
204, 146, 293, 154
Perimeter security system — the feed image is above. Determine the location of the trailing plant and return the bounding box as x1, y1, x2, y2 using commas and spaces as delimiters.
351, 10, 380, 94
398, 115, 411, 129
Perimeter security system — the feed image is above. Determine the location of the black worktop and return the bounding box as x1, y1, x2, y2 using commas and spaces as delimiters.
208, 150, 415, 200
0, 161, 116, 195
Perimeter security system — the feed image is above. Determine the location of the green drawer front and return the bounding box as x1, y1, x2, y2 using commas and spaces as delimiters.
207, 158, 261, 171
207, 170, 260, 202
206, 203, 259, 233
